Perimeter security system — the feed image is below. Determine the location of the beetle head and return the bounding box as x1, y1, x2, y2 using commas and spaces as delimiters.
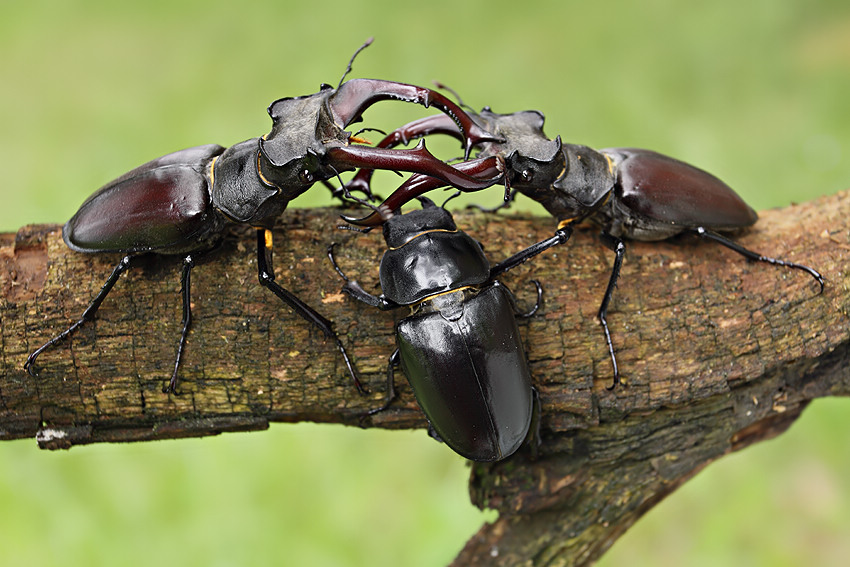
382, 197, 457, 249
476, 109, 565, 189
258, 87, 351, 195
505, 136, 566, 190
531, 143, 615, 222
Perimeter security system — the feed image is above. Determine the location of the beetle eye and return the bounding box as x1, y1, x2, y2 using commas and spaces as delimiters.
299, 169, 314, 184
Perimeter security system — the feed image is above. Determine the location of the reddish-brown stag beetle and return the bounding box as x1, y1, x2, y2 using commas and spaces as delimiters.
345, 104, 824, 389
24, 40, 503, 393
329, 197, 567, 460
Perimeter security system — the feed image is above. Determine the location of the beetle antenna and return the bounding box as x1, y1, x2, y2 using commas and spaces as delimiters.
338, 37, 374, 89
328, 165, 380, 207
330, 165, 399, 228
433, 81, 475, 113
337, 199, 394, 231
441, 190, 462, 209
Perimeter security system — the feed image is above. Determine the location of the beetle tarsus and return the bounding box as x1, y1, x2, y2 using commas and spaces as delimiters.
328, 243, 398, 311
518, 280, 544, 319
692, 227, 825, 293
499, 279, 543, 319
24, 255, 133, 378
363, 349, 401, 421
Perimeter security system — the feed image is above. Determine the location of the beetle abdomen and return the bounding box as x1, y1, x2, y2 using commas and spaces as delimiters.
64, 145, 225, 254
396, 284, 533, 461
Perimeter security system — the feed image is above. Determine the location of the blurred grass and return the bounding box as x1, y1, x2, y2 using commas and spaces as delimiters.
1, 1, 848, 565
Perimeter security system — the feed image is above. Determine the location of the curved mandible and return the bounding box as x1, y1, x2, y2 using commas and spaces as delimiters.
345, 114, 464, 196
328, 79, 499, 159
341, 155, 505, 227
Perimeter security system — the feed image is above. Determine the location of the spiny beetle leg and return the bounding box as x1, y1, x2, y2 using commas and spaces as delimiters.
597, 233, 626, 391
497, 279, 543, 319
362, 349, 401, 423
489, 226, 572, 278
164, 255, 195, 395
692, 227, 825, 293
256, 229, 365, 395
327, 243, 399, 311
24, 255, 133, 377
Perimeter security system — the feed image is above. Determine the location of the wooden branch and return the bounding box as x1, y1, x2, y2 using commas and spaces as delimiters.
2, 190, 848, 566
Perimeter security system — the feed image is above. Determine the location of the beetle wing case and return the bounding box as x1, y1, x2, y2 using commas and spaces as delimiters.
396, 283, 534, 462
604, 148, 758, 236
63, 144, 225, 254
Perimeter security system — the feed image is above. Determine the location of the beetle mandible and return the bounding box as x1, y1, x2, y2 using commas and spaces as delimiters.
23, 40, 503, 393
344, 104, 824, 389
328, 198, 569, 461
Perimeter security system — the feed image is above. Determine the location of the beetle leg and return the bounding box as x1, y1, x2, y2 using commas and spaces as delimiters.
256, 229, 365, 394
327, 243, 398, 310
322, 175, 383, 205
518, 280, 544, 318
164, 255, 195, 395
426, 423, 444, 444
597, 234, 626, 391
320, 179, 352, 204
363, 349, 401, 420
496, 279, 544, 319
489, 226, 573, 278
24, 255, 133, 377
525, 387, 542, 460
691, 227, 825, 293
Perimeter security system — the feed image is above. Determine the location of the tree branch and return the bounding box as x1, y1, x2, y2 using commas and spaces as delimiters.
2, 191, 848, 565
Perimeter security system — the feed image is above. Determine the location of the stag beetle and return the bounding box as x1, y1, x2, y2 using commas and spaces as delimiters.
328, 198, 569, 461
345, 105, 824, 389
24, 40, 503, 394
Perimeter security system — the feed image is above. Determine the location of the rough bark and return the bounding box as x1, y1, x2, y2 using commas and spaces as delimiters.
2, 190, 848, 566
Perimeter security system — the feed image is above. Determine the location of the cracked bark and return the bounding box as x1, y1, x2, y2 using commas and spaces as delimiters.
2, 190, 848, 566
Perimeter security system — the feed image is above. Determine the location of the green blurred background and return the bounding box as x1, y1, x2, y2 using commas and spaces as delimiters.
2, 1, 848, 565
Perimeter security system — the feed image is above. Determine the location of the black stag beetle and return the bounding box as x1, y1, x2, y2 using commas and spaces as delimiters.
24, 40, 503, 394
328, 197, 570, 461
344, 103, 824, 389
